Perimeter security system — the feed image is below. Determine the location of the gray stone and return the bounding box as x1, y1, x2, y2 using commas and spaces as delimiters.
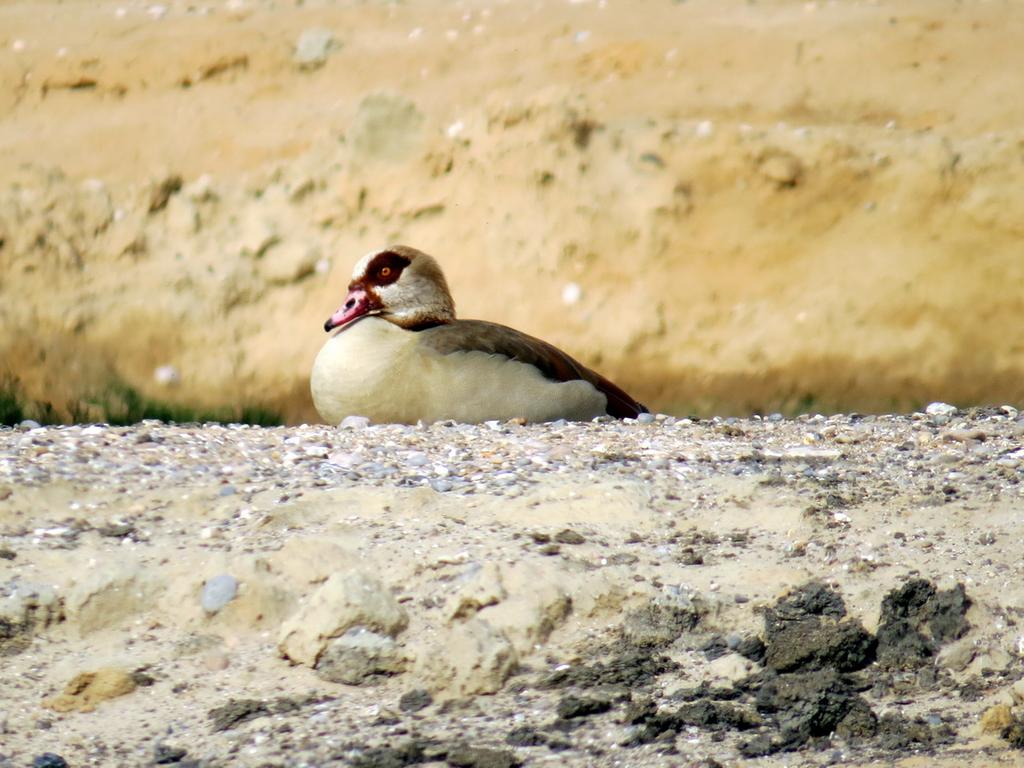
294, 28, 338, 70
201, 574, 238, 614
315, 626, 405, 684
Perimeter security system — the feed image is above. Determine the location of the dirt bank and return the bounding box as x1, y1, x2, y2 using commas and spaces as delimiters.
2, 0, 1024, 423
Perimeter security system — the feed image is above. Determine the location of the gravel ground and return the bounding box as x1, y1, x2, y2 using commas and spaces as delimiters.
2, 407, 1024, 767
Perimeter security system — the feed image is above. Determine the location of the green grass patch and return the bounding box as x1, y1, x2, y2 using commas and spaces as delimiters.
0, 378, 282, 427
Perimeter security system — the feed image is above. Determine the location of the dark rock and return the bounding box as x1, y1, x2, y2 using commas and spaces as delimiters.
622, 696, 657, 724
153, 743, 188, 764
349, 740, 426, 768
875, 712, 954, 750
761, 581, 874, 674
217, 697, 299, 732
669, 681, 742, 702
755, 669, 870, 750
0, 548, 15, 560
556, 694, 613, 719
398, 688, 433, 713
737, 733, 777, 757
673, 700, 761, 731
768, 582, 846, 624
764, 617, 875, 673
32, 756, 68, 768
540, 650, 678, 689
701, 634, 730, 660
622, 697, 759, 745
553, 529, 585, 545
505, 726, 548, 747
876, 580, 970, 669
834, 698, 879, 740
98, 523, 136, 538
208, 698, 269, 731
736, 635, 766, 663
446, 745, 521, 768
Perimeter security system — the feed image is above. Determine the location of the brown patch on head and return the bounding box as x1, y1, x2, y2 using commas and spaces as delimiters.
355, 250, 412, 289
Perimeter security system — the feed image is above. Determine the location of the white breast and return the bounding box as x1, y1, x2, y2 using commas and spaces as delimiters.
310, 318, 608, 425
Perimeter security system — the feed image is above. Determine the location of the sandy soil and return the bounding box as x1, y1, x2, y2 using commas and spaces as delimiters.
2, 408, 1024, 766
2, 0, 1024, 421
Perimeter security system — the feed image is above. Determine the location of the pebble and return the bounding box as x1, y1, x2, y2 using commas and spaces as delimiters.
339, 415, 370, 430
294, 28, 337, 69
201, 573, 238, 613
154, 365, 180, 386
153, 744, 188, 764
636, 412, 656, 424
406, 451, 429, 466
554, 529, 586, 545
398, 688, 433, 713
32, 755, 68, 768
925, 402, 958, 418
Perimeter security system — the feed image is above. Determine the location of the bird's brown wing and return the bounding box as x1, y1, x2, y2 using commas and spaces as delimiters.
416, 319, 648, 419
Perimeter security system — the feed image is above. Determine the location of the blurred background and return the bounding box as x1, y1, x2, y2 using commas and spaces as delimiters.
1, 0, 1022, 425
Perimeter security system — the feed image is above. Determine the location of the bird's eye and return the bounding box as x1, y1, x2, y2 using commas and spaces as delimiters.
380, 267, 391, 278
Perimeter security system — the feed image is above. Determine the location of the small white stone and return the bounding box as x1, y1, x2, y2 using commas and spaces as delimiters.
154, 365, 180, 386
695, 120, 714, 138
147, 4, 167, 19
339, 415, 370, 429
561, 282, 582, 305
327, 451, 362, 468
925, 402, 958, 418
12, 39, 26, 52
446, 120, 465, 138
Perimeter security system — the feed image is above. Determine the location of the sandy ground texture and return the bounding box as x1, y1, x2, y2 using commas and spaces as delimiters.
2, 0, 1024, 422
2, 406, 1024, 766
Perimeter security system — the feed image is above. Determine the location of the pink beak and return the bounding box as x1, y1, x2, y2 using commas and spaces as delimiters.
324, 288, 372, 332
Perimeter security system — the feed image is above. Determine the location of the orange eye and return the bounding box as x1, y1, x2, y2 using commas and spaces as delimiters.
380, 267, 391, 278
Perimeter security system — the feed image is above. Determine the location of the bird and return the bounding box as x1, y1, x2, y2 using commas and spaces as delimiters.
310, 245, 649, 425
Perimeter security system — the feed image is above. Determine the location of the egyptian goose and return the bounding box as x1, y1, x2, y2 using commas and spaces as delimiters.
310, 246, 648, 425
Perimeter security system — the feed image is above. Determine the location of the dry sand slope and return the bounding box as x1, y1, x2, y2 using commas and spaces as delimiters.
2, 0, 1024, 422
2, 407, 1024, 766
